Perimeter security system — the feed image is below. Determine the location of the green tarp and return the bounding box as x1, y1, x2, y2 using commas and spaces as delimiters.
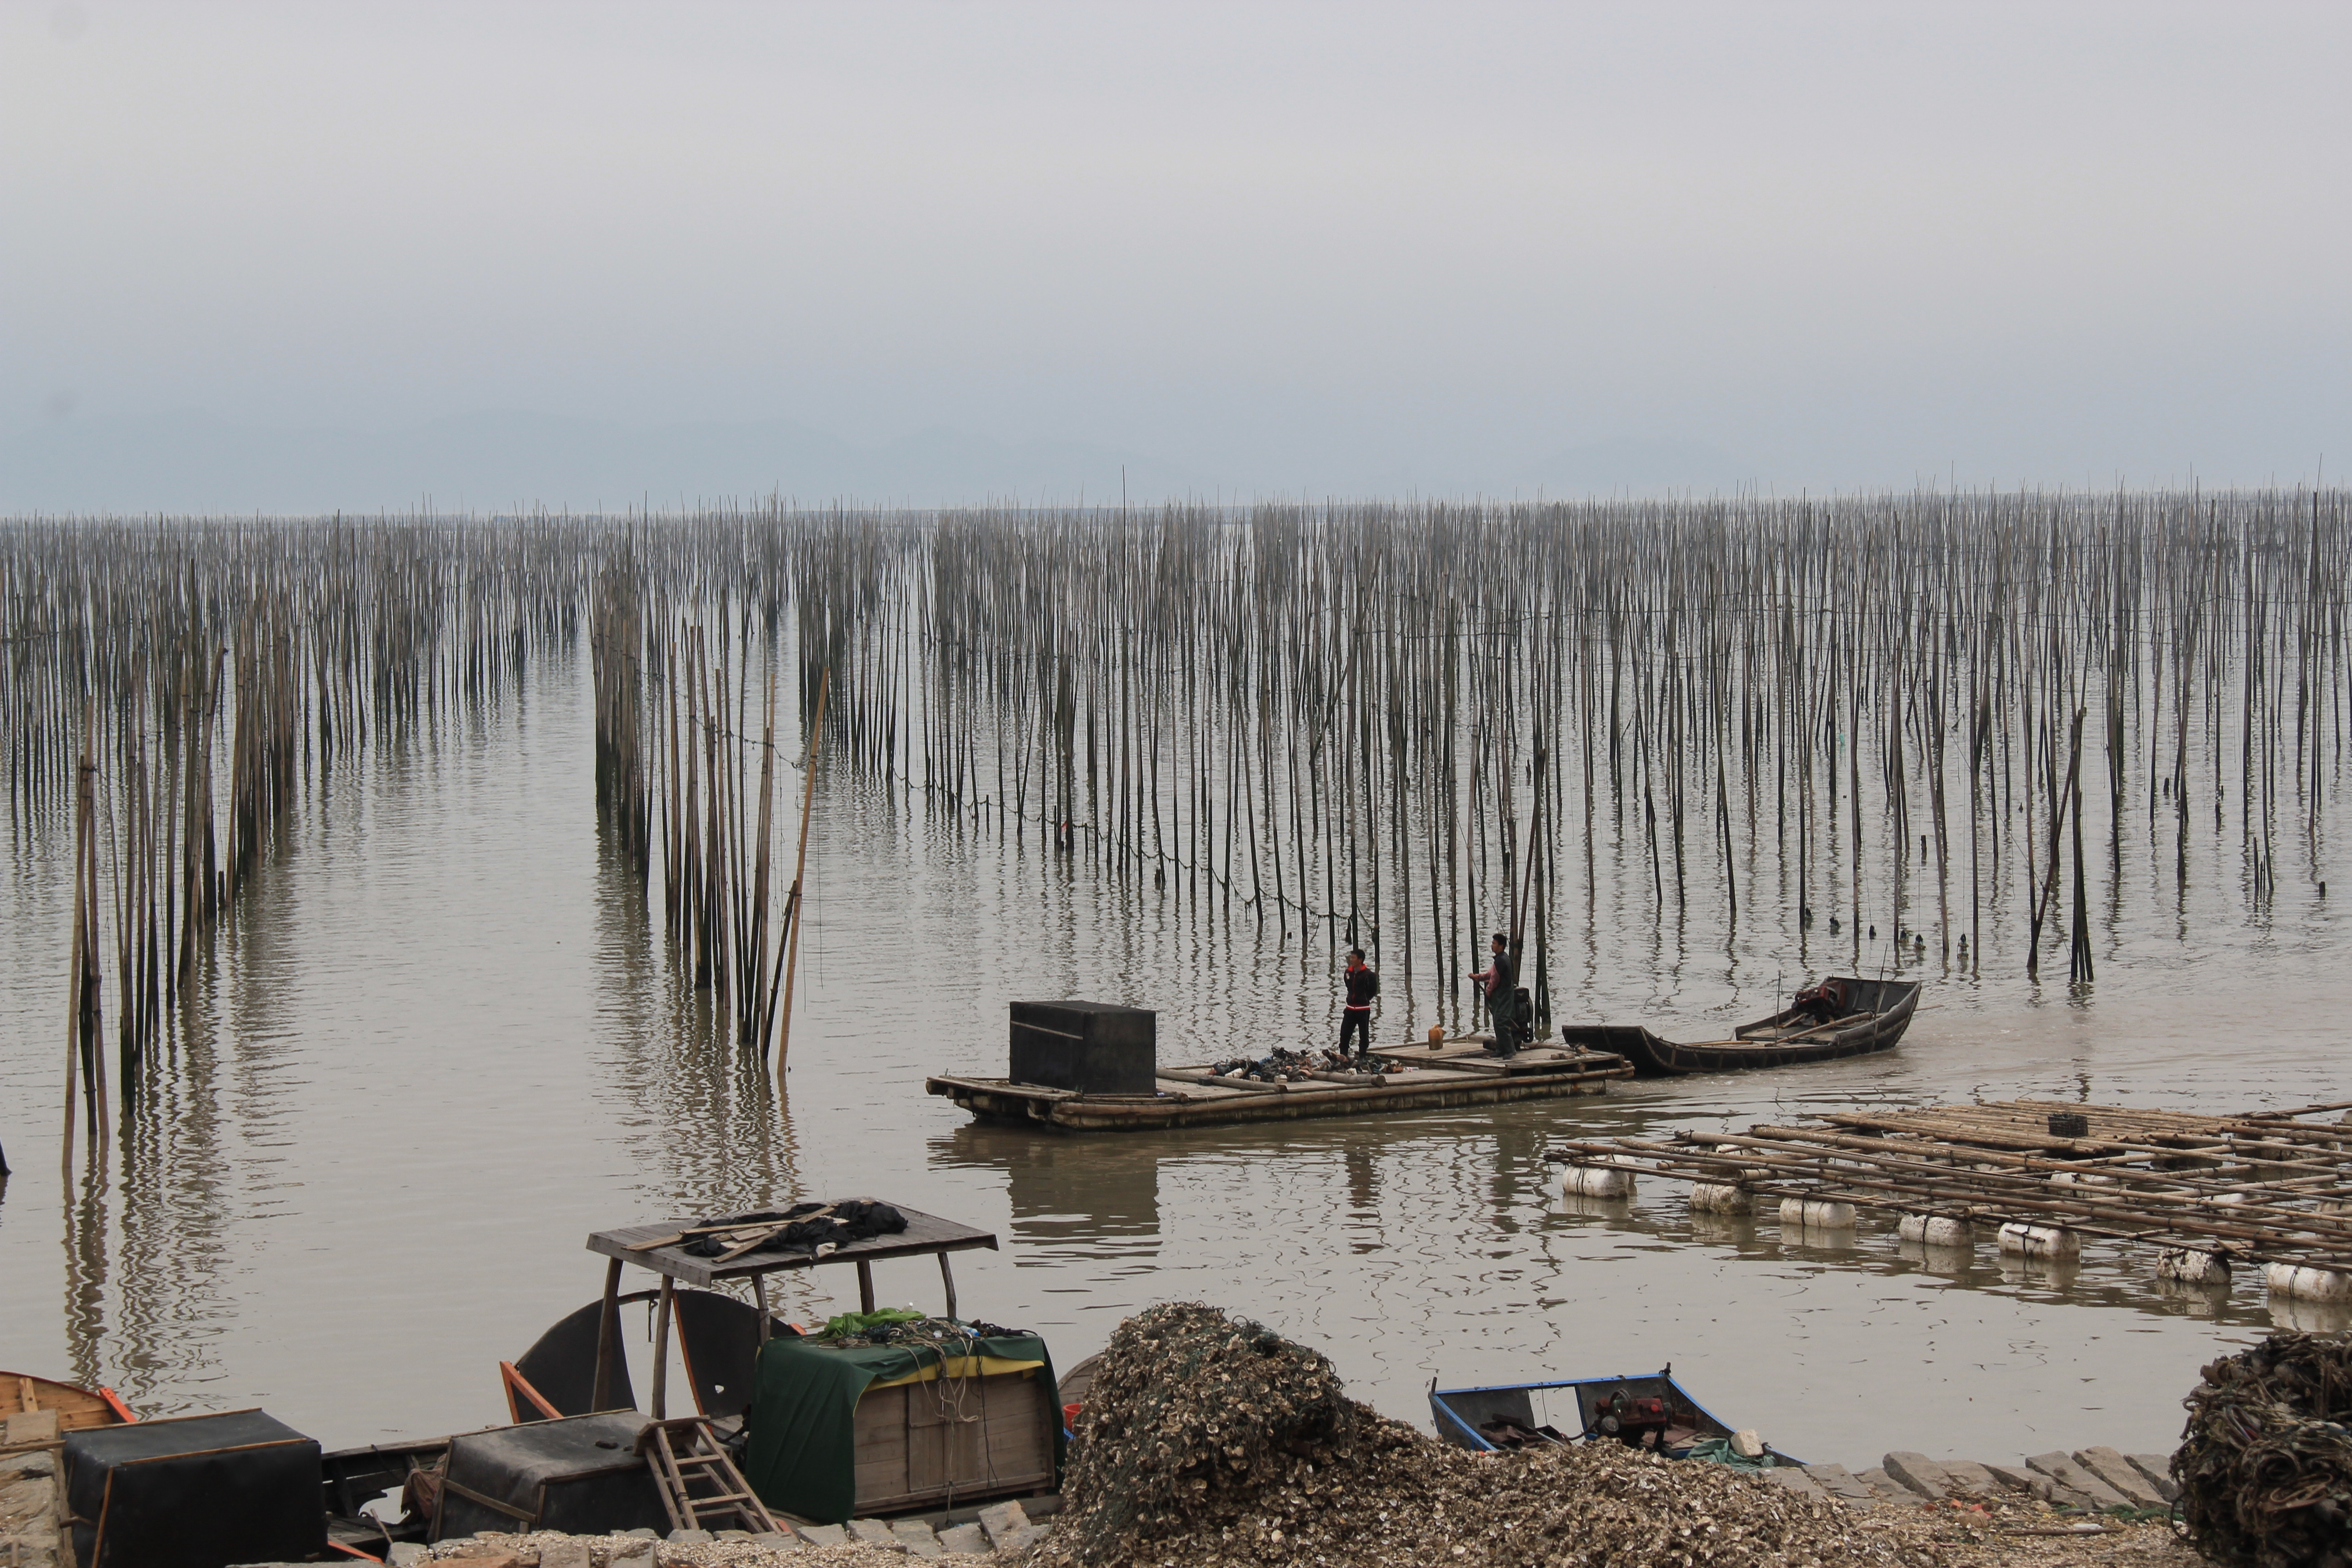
741, 1328, 1060, 1524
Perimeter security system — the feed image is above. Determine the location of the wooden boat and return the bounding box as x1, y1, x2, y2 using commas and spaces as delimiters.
0, 1370, 135, 1436
929, 1038, 1632, 1131
1561, 976, 1921, 1078
1057, 1352, 1102, 1413
1430, 1367, 1803, 1466
320, 1434, 453, 1551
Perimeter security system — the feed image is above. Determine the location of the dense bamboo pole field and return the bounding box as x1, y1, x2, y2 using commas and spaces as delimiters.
5, 486, 2345, 1164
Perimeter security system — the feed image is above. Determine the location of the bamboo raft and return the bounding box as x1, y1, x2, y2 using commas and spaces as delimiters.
929, 1038, 1631, 1131
1545, 1097, 2352, 1293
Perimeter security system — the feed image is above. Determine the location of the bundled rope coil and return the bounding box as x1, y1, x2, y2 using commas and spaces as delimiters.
2176, 1330, 2352, 1568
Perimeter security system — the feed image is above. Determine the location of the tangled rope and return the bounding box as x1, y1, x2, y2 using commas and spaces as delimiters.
2175, 1330, 2352, 1567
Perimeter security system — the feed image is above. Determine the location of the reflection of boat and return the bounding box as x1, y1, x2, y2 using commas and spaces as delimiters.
1429, 1368, 1802, 1466
0, 1370, 135, 1432
1561, 977, 1921, 1078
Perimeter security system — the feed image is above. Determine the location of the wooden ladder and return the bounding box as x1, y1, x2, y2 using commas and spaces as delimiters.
636, 1416, 782, 1536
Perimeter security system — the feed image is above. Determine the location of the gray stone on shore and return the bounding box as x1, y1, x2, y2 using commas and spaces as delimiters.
384, 1545, 430, 1568
1880, 1452, 1952, 1499
1980, 1462, 2036, 1494
2028, 1473, 2096, 1509
1931, 1459, 2004, 1494
0, 1478, 54, 1518
798, 1523, 850, 1547
976, 1500, 1032, 1547
538, 1541, 591, 1568
2127, 1453, 2182, 1504
847, 1518, 904, 1548
1798, 1464, 1878, 1507
669, 1525, 715, 1543
1853, 1466, 1911, 1504
936, 1522, 990, 1553
2025, 1451, 2129, 1510
1760, 1467, 1828, 1499
753, 1529, 805, 1551
892, 1519, 945, 1557
997, 1524, 1049, 1553
2074, 1446, 2167, 1510
609, 1551, 655, 1568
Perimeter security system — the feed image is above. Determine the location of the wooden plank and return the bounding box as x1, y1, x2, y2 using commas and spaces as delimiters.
589, 1205, 1000, 1288
853, 1383, 913, 1509
856, 1368, 1055, 1513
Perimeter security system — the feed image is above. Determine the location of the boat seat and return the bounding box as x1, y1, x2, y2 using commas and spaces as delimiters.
673, 1290, 797, 1420
504, 1296, 648, 1421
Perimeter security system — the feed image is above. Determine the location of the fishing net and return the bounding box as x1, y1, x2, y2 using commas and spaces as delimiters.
1046, 1302, 1356, 1563
2175, 1330, 2352, 1568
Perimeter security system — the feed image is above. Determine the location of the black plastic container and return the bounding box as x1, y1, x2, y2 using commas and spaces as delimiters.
432, 1411, 667, 1539
63, 1408, 324, 1568
1008, 1000, 1156, 1094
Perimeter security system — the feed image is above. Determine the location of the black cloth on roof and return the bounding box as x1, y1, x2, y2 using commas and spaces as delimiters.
681, 1199, 908, 1259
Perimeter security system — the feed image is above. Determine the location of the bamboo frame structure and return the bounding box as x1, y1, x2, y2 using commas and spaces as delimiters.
1545, 1096, 2352, 1272
5, 485, 2347, 1165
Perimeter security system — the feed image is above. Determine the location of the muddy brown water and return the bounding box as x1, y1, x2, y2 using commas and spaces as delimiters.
2, 652, 2345, 1471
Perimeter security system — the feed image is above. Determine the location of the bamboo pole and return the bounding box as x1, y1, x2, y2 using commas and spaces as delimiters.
771, 667, 831, 1074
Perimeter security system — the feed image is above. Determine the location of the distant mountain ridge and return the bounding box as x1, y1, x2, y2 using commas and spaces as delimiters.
0, 411, 1756, 514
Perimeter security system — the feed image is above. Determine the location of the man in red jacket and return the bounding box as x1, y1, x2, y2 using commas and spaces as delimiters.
1339, 948, 1379, 1064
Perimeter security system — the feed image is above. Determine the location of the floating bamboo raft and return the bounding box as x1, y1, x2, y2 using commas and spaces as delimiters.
1545, 1097, 2352, 1284
930, 1038, 1631, 1131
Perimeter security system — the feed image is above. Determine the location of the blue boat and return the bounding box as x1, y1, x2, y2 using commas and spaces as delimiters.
1429, 1367, 1805, 1468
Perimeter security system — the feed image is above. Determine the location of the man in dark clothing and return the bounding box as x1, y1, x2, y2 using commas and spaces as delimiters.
1339, 948, 1378, 1063
1470, 931, 1518, 1053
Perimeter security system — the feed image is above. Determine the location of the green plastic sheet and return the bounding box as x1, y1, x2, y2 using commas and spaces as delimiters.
741, 1328, 1060, 1524
1682, 1436, 1784, 1473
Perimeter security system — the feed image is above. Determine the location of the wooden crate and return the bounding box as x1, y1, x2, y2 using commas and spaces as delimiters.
851, 1366, 1056, 1514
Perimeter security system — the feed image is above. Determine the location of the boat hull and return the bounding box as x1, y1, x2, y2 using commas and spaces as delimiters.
0, 1370, 134, 1433
928, 1054, 1630, 1132
1430, 1371, 1802, 1466
1563, 977, 1921, 1078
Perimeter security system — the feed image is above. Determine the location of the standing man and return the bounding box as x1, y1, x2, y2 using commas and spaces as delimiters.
1339, 947, 1379, 1064
1470, 931, 1518, 1054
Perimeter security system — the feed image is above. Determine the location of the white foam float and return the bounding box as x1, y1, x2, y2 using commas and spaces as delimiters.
1690, 1183, 1749, 1214
1778, 1198, 1856, 1229
1689, 1144, 1754, 1212
2156, 1247, 2231, 1285
1563, 1157, 1637, 1199
1897, 1214, 1972, 1247
1996, 1222, 2081, 1260
2264, 1262, 2352, 1302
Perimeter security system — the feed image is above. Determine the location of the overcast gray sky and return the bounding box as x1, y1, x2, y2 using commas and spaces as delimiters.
3, 1, 2347, 508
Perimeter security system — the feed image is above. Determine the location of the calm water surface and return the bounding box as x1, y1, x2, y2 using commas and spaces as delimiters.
2, 648, 2345, 1468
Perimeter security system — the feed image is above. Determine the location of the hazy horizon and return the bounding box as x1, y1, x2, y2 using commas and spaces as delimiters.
4, 1, 2346, 510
